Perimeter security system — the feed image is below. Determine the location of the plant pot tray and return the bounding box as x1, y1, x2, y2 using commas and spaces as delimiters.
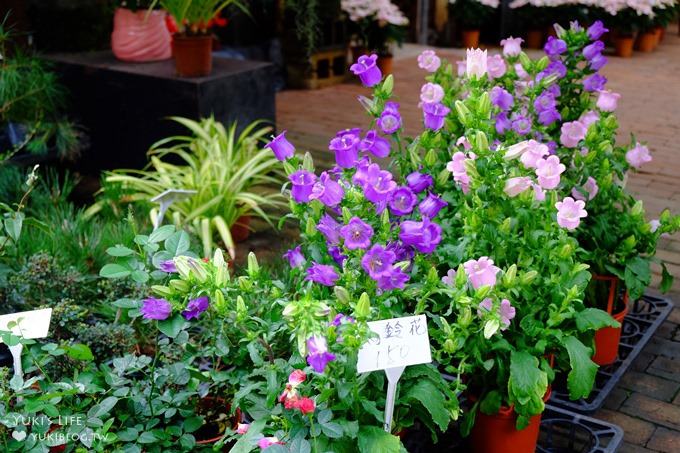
549, 293, 673, 414
402, 404, 623, 452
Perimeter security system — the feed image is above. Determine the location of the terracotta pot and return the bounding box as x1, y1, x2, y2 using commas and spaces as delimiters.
377, 54, 393, 76
635, 31, 657, 52
111, 8, 172, 62
614, 36, 634, 58
590, 275, 629, 366
470, 389, 551, 453
461, 30, 480, 49
230, 215, 252, 243
173, 34, 213, 77
653, 27, 662, 48
659, 27, 666, 42
526, 29, 544, 49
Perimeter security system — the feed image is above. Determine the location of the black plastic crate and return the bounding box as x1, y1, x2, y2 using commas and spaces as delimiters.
402, 405, 623, 452
550, 293, 673, 414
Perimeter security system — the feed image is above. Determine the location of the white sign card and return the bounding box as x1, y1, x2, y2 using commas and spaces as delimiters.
357, 314, 432, 373
0, 308, 52, 341
151, 189, 197, 229
0, 308, 53, 379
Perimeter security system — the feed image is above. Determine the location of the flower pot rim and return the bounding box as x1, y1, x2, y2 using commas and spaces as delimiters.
469, 387, 552, 417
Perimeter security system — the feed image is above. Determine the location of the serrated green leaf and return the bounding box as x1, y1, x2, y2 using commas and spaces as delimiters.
358, 426, 401, 453
575, 308, 619, 332
564, 335, 598, 400
402, 379, 450, 431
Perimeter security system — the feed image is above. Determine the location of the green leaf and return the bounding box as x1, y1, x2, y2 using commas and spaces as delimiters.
116, 427, 138, 442
165, 230, 190, 255
321, 421, 344, 438
66, 344, 94, 361
4, 214, 23, 242
479, 390, 502, 415
575, 308, 620, 332
137, 431, 158, 444
360, 399, 384, 423
157, 314, 186, 338
564, 336, 598, 400
661, 263, 674, 293
317, 409, 332, 424
230, 418, 266, 453
106, 245, 135, 257
183, 416, 203, 433
149, 225, 176, 243
508, 350, 548, 427
358, 426, 401, 453
112, 298, 140, 309
402, 379, 450, 431
99, 263, 131, 279
131, 270, 150, 283
88, 397, 119, 418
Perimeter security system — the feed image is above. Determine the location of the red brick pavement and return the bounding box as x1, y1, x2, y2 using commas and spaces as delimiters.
275, 29, 680, 452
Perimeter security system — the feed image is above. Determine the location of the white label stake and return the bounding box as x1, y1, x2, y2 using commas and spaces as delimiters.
357, 314, 432, 433
150, 189, 197, 230
0, 308, 53, 379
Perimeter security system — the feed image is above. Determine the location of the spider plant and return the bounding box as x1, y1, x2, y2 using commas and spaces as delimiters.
97, 117, 286, 258
151, 0, 248, 35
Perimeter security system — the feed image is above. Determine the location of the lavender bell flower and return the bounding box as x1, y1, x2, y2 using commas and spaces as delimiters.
406, 171, 433, 193
590, 54, 608, 71
182, 296, 209, 320
377, 266, 410, 291
544, 36, 567, 57
422, 102, 450, 131
495, 112, 511, 134
511, 115, 532, 136
331, 313, 355, 327
159, 260, 177, 273
350, 54, 382, 87
582, 41, 604, 61
265, 131, 295, 161
583, 74, 607, 92
377, 102, 402, 134
305, 263, 340, 286
306, 335, 336, 373
361, 244, 397, 279
386, 241, 415, 263
388, 186, 418, 216
328, 246, 348, 266
490, 86, 514, 111
283, 245, 306, 269
329, 132, 360, 168
141, 297, 172, 320
289, 170, 317, 203
310, 172, 344, 207
318, 214, 342, 245
359, 130, 391, 158
533, 91, 556, 113
398, 217, 442, 254
339, 217, 374, 250
587, 21, 608, 40
363, 164, 397, 203
538, 108, 561, 126
419, 192, 448, 218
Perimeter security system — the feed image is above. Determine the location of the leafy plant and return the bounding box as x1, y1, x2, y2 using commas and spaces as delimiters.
152, 0, 248, 35
99, 117, 286, 258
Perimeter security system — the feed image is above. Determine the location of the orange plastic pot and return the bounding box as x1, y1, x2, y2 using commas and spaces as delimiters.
173, 34, 213, 77
377, 54, 394, 76
591, 275, 629, 366
462, 30, 480, 49
470, 389, 551, 453
614, 36, 634, 58
635, 31, 657, 52
526, 30, 544, 49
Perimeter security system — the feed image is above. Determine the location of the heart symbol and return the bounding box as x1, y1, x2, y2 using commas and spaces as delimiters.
12, 430, 27, 442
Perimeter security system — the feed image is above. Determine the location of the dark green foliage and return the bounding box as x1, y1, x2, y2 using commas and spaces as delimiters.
75, 321, 137, 360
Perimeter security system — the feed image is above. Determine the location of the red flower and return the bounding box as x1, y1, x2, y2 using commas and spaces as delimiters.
165, 15, 178, 34
288, 369, 306, 386
206, 12, 228, 29
297, 397, 316, 415
284, 394, 300, 410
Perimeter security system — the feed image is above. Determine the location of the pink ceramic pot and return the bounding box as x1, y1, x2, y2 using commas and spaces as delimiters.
111, 8, 172, 62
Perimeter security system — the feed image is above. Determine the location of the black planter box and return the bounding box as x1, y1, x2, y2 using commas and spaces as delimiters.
46, 51, 276, 172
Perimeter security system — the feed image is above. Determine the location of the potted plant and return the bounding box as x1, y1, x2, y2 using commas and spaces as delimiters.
449, 0, 500, 48
342, 0, 409, 75
509, 0, 546, 48
598, 3, 644, 57
94, 117, 286, 259
151, 0, 247, 76
111, 0, 172, 62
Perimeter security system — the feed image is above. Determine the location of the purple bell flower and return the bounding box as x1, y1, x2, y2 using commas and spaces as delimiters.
534, 91, 556, 113
306, 335, 336, 373
283, 245, 306, 269
495, 112, 511, 134
329, 132, 360, 168
306, 263, 340, 286
331, 313, 354, 327
141, 297, 172, 321
544, 36, 567, 57
386, 241, 415, 263
361, 244, 396, 280
310, 172, 344, 207
538, 109, 561, 126
318, 214, 341, 245
583, 41, 604, 61
490, 86, 514, 111
336, 127, 362, 137
419, 192, 448, 218
340, 217, 374, 250
359, 130, 391, 158
328, 246, 348, 266
587, 21, 608, 40
363, 164, 397, 203
265, 130, 295, 161
388, 186, 418, 216
422, 102, 450, 131
583, 74, 607, 92
398, 217, 442, 254
406, 171, 433, 193
289, 170, 317, 203
377, 266, 410, 291
350, 54, 382, 87
378, 102, 402, 134
159, 260, 177, 273
511, 115, 532, 136
182, 296, 209, 321
590, 54, 608, 71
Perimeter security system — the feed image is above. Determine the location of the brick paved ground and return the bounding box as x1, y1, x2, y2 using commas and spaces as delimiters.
276, 28, 680, 453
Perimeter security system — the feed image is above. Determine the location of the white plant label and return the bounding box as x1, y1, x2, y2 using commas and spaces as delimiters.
0, 308, 52, 341
357, 314, 432, 373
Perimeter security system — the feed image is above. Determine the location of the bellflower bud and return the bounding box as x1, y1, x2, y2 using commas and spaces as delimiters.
247, 252, 259, 276
334, 286, 350, 304
151, 285, 173, 298
355, 292, 371, 319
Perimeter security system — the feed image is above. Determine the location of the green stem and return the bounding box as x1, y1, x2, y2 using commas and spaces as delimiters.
309, 414, 319, 453
147, 328, 160, 418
